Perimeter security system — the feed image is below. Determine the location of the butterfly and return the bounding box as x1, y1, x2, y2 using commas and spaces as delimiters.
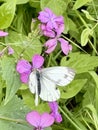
28, 66, 75, 106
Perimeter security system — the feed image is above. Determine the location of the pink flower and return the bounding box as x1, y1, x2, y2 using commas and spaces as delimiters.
0, 31, 8, 37
44, 24, 72, 55
38, 8, 64, 30
8, 46, 14, 55
38, 8, 72, 55
26, 111, 54, 130
49, 101, 62, 123
40, 24, 55, 38
16, 54, 44, 83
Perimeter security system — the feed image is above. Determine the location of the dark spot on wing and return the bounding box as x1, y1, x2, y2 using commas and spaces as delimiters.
64, 74, 68, 78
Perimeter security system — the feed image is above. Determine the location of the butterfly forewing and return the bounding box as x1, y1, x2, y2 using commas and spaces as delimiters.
41, 67, 75, 86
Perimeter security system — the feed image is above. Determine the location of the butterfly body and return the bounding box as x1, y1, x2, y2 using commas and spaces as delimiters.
36, 70, 41, 95
29, 67, 75, 106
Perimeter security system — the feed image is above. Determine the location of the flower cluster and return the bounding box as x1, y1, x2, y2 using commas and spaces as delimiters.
38, 8, 72, 55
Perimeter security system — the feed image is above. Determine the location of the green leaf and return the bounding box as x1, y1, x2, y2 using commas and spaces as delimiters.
60, 79, 87, 99
81, 28, 94, 46
0, 76, 5, 104
60, 53, 98, 73
81, 28, 90, 46
88, 71, 98, 113
21, 90, 50, 113
85, 104, 98, 128
73, 0, 92, 9
82, 9, 95, 21
16, 0, 29, 4
7, 31, 42, 61
0, 96, 32, 130
0, 0, 16, 29
29, 0, 40, 8
44, 127, 52, 130
64, 15, 78, 34
77, 72, 96, 106
0, 56, 21, 104
40, 0, 67, 15
0, 0, 29, 4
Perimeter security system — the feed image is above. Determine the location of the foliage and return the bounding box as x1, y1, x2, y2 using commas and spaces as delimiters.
0, 0, 98, 130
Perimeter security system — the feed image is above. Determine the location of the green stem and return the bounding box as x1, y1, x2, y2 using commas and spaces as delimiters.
47, 53, 52, 67
89, 39, 98, 55
92, 0, 98, 19
62, 35, 88, 54
91, 22, 98, 31
0, 115, 26, 124
54, 50, 61, 60
59, 106, 84, 130
75, 10, 88, 28
0, 42, 7, 46
81, 115, 92, 130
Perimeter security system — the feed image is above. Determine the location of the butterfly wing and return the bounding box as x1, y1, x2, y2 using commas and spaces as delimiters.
28, 67, 75, 104
29, 71, 39, 106
39, 76, 60, 102
41, 66, 75, 86
28, 71, 37, 94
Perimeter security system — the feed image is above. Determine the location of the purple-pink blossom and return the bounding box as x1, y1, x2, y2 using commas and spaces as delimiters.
38, 8, 64, 30
16, 54, 44, 83
38, 8, 72, 55
40, 24, 56, 38
45, 37, 72, 55
49, 101, 62, 123
44, 24, 72, 55
26, 111, 54, 130
0, 30, 8, 37
8, 46, 14, 55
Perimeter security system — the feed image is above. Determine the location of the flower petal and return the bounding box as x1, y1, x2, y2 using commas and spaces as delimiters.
46, 20, 58, 30
45, 39, 57, 54
54, 16, 64, 24
40, 24, 55, 38
51, 112, 62, 123
49, 102, 58, 112
0, 31, 8, 37
49, 102, 62, 123
44, 8, 54, 17
32, 54, 44, 69
38, 8, 54, 23
56, 24, 65, 37
16, 60, 31, 74
44, 30, 55, 38
40, 113, 54, 128
58, 38, 72, 55
8, 47, 14, 55
20, 71, 31, 83
26, 111, 41, 127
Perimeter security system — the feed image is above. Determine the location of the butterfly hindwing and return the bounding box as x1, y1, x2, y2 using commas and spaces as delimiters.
39, 76, 60, 102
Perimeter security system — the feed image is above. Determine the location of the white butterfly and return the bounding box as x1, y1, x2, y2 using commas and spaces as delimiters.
28, 66, 75, 106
